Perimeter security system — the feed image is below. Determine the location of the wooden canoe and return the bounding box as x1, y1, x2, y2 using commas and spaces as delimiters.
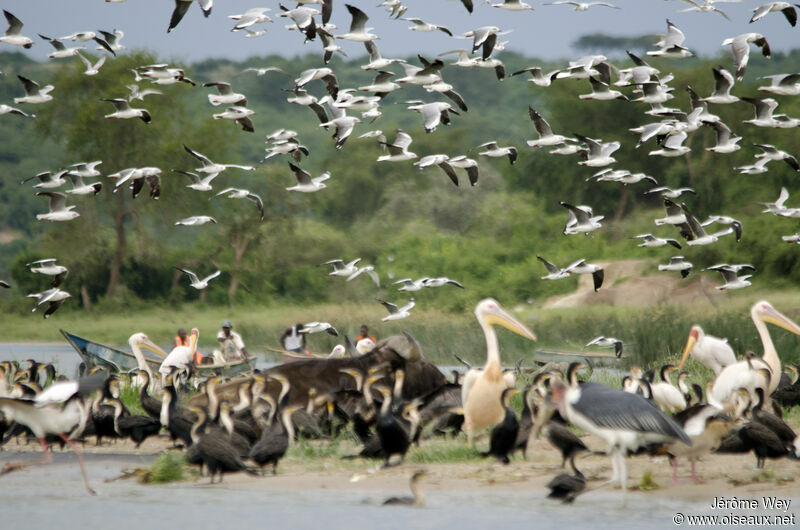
60, 329, 252, 378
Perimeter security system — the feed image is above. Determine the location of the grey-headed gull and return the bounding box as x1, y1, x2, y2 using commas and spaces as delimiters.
635, 233, 682, 249
214, 187, 264, 221
721, 33, 770, 81
15, 76, 54, 104
102, 98, 151, 123
36, 192, 80, 222
176, 268, 221, 289
0, 10, 33, 48
183, 145, 254, 173
378, 298, 414, 321
286, 162, 330, 192
658, 256, 693, 277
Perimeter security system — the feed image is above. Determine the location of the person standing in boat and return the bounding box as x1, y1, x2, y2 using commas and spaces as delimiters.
174, 327, 204, 364
280, 323, 307, 355
213, 320, 249, 363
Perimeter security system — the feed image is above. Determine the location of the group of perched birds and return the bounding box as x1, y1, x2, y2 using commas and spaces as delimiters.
0, 298, 797, 505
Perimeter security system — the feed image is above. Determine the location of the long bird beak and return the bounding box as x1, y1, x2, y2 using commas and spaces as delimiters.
138, 336, 169, 359
189, 328, 199, 354
757, 301, 800, 336
484, 303, 537, 342
677, 328, 699, 371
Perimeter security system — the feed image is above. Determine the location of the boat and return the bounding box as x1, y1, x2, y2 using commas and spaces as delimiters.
60, 329, 253, 378
533, 348, 623, 367
281, 349, 329, 364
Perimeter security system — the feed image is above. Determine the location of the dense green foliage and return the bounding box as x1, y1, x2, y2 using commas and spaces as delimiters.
0, 47, 799, 319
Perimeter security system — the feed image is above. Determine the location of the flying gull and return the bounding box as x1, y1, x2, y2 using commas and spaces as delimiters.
176, 268, 221, 289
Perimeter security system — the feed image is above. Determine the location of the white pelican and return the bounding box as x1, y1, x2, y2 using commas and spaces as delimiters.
128, 332, 166, 386
550, 366, 690, 493
159, 328, 199, 384
677, 325, 736, 375
709, 301, 800, 411
461, 298, 537, 445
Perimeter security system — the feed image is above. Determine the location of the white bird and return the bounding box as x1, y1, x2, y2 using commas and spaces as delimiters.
320, 103, 360, 149
69, 160, 102, 178
750, 2, 799, 26
14, 75, 54, 105
511, 66, 561, 87
564, 259, 605, 291
126, 84, 162, 102
21, 170, 69, 189
377, 130, 417, 162
677, 325, 737, 375
159, 328, 199, 381
213, 187, 264, 221
580, 76, 628, 101
448, 156, 480, 186
75, 51, 106, 76
27, 287, 72, 318
644, 186, 695, 199
654, 198, 688, 227
758, 73, 800, 95
460, 26, 508, 60
545, 1, 619, 10
97, 29, 125, 52
229, 7, 272, 31
525, 107, 575, 148
704, 121, 741, 154
634, 233, 682, 249
175, 216, 217, 226
176, 267, 221, 289
109, 167, 162, 199
706, 264, 754, 290
647, 19, 693, 58
286, 162, 330, 192
680, 203, 735, 246
0, 10, 33, 48
422, 277, 464, 288
488, 0, 534, 10
316, 27, 346, 64
760, 186, 791, 214
537, 256, 571, 281
0, 103, 33, 118
709, 301, 800, 411
575, 134, 620, 167
721, 33, 770, 81
477, 142, 517, 165
403, 17, 453, 36
648, 131, 690, 157
102, 98, 151, 123
65, 173, 102, 196
584, 336, 624, 357
407, 101, 458, 133
393, 278, 428, 291
658, 256, 693, 278
378, 298, 415, 321
461, 299, 537, 446
742, 97, 800, 128
649, 365, 687, 413
173, 170, 218, 192
299, 322, 339, 336
781, 233, 800, 244
27, 258, 69, 287
561, 202, 604, 235
323, 258, 361, 277
39, 34, 85, 58
36, 192, 79, 222
203, 82, 246, 106
700, 215, 743, 242
276, 4, 319, 41
336, 4, 378, 42
347, 265, 380, 287
361, 41, 405, 71
0, 371, 109, 494
753, 144, 800, 170
264, 139, 309, 162
168, 0, 213, 33
359, 70, 401, 99
212, 103, 255, 132
242, 66, 286, 76
679, 0, 733, 20
183, 145, 254, 173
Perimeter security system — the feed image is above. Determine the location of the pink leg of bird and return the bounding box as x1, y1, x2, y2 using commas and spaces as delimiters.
672, 457, 679, 484
38, 437, 53, 464
690, 459, 699, 483
60, 434, 96, 495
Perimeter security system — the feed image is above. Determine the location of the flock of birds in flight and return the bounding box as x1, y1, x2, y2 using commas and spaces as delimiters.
1, 1, 800, 323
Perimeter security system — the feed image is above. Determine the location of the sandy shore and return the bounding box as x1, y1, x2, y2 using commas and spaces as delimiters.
2, 432, 797, 503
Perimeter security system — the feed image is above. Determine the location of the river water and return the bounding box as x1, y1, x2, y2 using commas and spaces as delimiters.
0, 452, 715, 530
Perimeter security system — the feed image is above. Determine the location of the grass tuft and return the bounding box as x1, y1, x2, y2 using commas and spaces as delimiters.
141, 452, 186, 484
